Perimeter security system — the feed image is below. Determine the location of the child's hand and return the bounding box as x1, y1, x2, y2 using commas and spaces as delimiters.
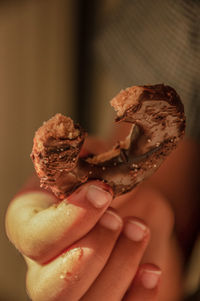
5, 178, 183, 301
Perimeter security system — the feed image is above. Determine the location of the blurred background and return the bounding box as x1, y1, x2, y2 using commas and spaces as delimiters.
0, 1, 118, 300
0, 0, 199, 300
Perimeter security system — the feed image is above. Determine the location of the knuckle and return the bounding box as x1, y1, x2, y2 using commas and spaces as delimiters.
26, 269, 41, 301
18, 221, 56, 263
19, 232, 45, 262
26, 249, 83, 301
26, 276, 47, 301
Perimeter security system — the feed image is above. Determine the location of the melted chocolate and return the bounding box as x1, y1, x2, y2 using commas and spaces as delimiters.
31, 84, 185, 199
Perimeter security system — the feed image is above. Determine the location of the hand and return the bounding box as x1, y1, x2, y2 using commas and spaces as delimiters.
5, 177, 183, 301
6, 137, 192, 301
111, 185, 184, 301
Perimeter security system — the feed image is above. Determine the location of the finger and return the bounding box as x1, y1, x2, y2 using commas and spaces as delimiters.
124, 263, 162, 301
26, 209, 123, 301
81, 217, 150, 301
128, 187, 183, 299
117, 186, 175, 264
5, 181, 113, 263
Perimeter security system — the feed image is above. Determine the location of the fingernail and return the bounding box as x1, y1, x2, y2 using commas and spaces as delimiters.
123, 219, 148, 241
99, 210, 122, 230
86, 185, 113, 208
140, 268, 162, 289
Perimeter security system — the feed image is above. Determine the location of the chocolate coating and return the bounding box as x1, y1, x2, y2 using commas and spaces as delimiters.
31, 84, 185, 199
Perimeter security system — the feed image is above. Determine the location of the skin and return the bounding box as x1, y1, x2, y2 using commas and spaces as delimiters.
5, 138, 200, 301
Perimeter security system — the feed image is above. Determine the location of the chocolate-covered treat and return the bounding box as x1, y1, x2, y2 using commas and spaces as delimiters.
31, 84, 185, 199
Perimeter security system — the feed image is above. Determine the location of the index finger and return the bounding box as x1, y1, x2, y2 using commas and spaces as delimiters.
5, 181, 113, 264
